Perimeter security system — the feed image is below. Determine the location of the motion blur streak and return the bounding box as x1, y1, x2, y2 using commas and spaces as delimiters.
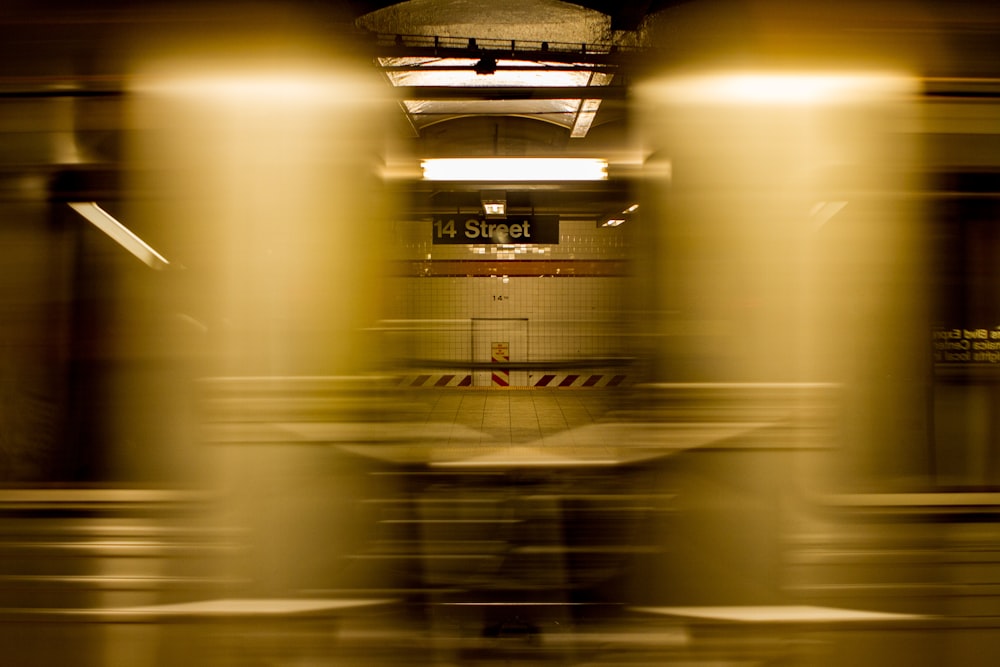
119, 7, 400, 662
4, 1, 1000, 666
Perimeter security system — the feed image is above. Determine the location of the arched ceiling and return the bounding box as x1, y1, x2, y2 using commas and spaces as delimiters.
356, 0, 614, 43
349, 0, 680, 32
351, 0, 656, 219
356, 0, 651, 145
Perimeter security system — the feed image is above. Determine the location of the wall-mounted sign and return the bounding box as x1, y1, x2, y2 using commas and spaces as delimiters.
933, 327, 1000, 364
491, 341, 510, 387
432, 214, 559, 245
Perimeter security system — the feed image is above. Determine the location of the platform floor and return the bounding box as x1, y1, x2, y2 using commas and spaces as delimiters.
410, 388, 614, 446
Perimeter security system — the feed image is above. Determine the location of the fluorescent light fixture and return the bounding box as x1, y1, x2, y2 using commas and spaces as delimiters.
69, 202, 170, 270
599, 203, 639, 228
434, 459, 618, 468
422, 158, 608, 182
481, 190, 507, 218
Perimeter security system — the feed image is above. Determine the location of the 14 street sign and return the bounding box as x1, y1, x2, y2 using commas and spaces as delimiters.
432, 214, 559, 245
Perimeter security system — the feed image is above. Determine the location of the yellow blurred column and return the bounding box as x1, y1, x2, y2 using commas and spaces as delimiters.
120, 13, 396, 599
127, 63, 391, 380
628, 67, 928, 611
636, 71, 920, 381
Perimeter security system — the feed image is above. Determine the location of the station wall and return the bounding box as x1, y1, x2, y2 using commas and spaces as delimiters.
383, 218, 634, 384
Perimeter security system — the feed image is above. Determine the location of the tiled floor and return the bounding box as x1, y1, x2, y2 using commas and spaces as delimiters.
414, 388, 611, 445
358, 386, 791, 468
207, 382, 785, 467
320, 387, 639, 467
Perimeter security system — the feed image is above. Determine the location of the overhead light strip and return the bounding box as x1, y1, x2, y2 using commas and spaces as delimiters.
422, 158, 607, 182
598, 203, 639, 228
69, 202, 170, 270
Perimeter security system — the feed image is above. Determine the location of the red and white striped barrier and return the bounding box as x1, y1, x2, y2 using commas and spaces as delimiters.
394, 372, 629, 388
491, 342, 509, 387
531, 373, 627, 388
398, 373, 473, 387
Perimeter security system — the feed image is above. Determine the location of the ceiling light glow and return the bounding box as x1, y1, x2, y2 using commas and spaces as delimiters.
599, 203, 639, 228
651, 72, 916, 105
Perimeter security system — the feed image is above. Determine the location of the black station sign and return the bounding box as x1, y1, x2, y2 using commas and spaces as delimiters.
432, 214, 559, 245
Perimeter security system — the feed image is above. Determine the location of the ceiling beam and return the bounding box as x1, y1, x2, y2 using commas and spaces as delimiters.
390, 85, 628, 100
372, 34, 644, 66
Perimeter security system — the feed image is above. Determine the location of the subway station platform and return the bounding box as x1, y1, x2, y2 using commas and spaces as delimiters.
202, 379, 835, 466
411, 387, 612, 446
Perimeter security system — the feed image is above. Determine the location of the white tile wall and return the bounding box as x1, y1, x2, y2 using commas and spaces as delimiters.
385, 219, 632, 367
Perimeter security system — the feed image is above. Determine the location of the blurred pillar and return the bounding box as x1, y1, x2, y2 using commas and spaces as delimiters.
126, 50, 391, 381
635, 5, 929, 488
630, 3, 928, 607
119, 9, 396, 594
